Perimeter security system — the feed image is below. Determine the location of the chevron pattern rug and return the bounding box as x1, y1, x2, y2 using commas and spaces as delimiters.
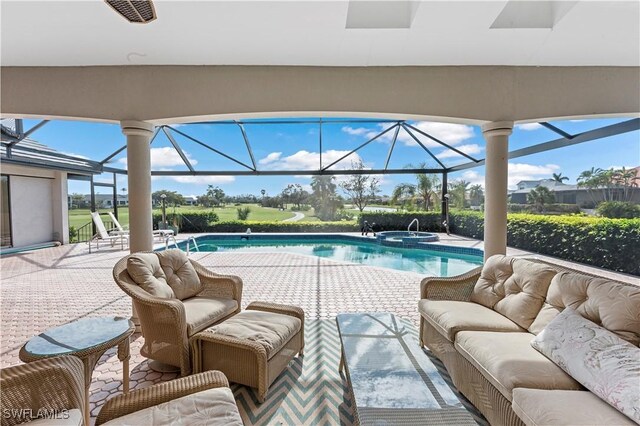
231, 319, 486, 426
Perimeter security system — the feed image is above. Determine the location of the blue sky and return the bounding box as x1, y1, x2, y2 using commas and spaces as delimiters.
21, 117, 640, 198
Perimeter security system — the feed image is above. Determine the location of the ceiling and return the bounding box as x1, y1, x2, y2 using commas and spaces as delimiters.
1, 1, 638, 67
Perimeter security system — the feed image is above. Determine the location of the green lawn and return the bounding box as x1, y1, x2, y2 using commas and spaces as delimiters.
68, 204, 294, 230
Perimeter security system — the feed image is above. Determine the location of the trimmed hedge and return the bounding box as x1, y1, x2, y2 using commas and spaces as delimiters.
596, 201, 640, 219
362, 210, 640, 275
508, 203, 581, 214
451, 211, 640, 275
206, 221, 358, 233
358, 212, 443, 232
152, 212, 219, 233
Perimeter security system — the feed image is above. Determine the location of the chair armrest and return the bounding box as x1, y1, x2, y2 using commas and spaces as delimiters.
420, 266, 482, 301
95, 371, 229, 425
0, 356, 85, 426
246, 301, 304, 322
191, 261, 243, 307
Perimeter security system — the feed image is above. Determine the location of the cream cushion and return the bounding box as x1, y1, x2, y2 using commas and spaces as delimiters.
471, 255, 557, 329
102, 387, 243, 426
206, 310, 301, 359
418, 300, 523, 342
183, 296, 238, 336
157, 249, 202, 300
455, 331, 582, 401
27, 409, 83, 426
127, 253, 175, 298
532, 308, 640, 423
528, 271, 640, 345
512, 389, 636, 426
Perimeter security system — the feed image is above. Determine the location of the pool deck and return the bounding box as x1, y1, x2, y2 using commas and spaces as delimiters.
1, 232, 637, 424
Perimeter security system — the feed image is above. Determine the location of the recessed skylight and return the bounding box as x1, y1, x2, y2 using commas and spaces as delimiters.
491, 1, 577, 29
346, 1, 419, 29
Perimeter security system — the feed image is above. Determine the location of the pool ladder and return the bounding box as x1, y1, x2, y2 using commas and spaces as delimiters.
408, 218, 419, 236
164, 235, 179, 250
185, 236, 200, 256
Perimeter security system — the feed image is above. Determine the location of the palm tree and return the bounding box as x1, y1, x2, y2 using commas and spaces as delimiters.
391, 165, 440, 211
469, 184, 484, 206
527, 185, 555, 212
449, 180, 470, 209
577, 167, 603, 205
551, 173, 569, 184
310, 176, 341, 220
613, 167, 639, 202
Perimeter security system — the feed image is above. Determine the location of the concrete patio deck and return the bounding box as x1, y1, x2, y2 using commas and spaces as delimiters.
1, 233, 636, 424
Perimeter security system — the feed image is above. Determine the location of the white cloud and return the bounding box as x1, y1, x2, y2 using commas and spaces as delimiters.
516, 123, 543, 131
436, 144, 483, 159
453, 162, 560, 189
258, 152, 282, 165
160, 176, 235, 185
398, 122, 475, 146
118, 147, 198, 168
342, 121, 475, 149
259, 149, 363, 171
508, 163, 559, 188
460, 170, 485, 186
341, 126, 370, 136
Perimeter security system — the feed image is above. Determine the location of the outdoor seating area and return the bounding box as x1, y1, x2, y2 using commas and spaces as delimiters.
1, 1, 639, 425
2, 240, 638, 425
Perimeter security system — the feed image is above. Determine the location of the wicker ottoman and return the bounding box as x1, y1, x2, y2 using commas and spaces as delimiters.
190, 301, 304, 402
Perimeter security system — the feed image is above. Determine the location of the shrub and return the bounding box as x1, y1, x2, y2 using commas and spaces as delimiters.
207, 221, 358, 233
508, 203, 581, 215
69, 226, 78, 242
596, 201, 640, 219
451, 211, 640, 275
152, 211, 219, 233
237, 207, 251, 220
359, 212, 443, 232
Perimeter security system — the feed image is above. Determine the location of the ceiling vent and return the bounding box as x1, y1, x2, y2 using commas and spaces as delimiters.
105, 0, 156, 24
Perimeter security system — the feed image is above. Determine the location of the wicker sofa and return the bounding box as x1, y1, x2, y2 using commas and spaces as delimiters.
113, 249, 243, 376
419, 254, 640, 426
0, 356, 242, 426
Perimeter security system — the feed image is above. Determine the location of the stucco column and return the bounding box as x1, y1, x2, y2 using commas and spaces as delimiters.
52, 171, 69, 244
482, 121, 513, 261
121, 120, 154, 330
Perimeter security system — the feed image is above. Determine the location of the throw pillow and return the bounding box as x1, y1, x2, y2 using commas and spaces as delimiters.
531, 307, 640, 424
127, 253, 175, 298
157, 249, 202, 300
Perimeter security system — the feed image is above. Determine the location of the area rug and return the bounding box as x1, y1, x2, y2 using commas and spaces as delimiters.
231, 319, 487, 425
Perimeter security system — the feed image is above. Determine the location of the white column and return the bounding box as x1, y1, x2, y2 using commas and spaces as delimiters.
121, 120, 154, 330
51, 171, 69, 244
121, 121, 154, 252
482, 121, 513, 261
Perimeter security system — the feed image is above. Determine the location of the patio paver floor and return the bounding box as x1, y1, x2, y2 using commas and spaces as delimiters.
2, 236, 635, 424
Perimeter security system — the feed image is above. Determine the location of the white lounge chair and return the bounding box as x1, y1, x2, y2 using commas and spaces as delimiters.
107, 211, 174, 242
88, 211, 128, 253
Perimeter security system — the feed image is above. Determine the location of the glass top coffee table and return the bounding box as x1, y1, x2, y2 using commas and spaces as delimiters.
336, 312, 478, 425
20, 316, 135, 425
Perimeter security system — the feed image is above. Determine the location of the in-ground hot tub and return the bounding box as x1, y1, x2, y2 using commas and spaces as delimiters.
376, 231, 440, 245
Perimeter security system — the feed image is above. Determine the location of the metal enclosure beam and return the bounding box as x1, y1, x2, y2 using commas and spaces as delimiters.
449, 118, 640, 172
163, 127, 195, 172
322, 123, 399, 171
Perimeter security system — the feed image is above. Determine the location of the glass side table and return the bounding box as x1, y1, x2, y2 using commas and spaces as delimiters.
19, 316, 135, 425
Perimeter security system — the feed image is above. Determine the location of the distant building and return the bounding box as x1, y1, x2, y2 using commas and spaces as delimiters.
182, 195, 198, 206
510, 178, 640, 206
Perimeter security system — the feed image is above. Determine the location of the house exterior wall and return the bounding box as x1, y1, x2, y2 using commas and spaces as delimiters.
1, 164, 69, 247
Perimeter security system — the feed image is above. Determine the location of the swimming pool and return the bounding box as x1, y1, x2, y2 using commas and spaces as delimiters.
171, 234, 483, 276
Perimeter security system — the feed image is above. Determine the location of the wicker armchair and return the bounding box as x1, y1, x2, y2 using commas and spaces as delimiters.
113, 252, 243, 376
95, 370, 238, 425
0, 356, 85, 426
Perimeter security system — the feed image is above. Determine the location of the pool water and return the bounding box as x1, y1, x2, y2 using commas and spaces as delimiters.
180, 238, 483, 276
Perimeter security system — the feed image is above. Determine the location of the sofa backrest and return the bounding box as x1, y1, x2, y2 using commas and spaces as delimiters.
471, 255, 558, 329
528, 271, 640, 346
